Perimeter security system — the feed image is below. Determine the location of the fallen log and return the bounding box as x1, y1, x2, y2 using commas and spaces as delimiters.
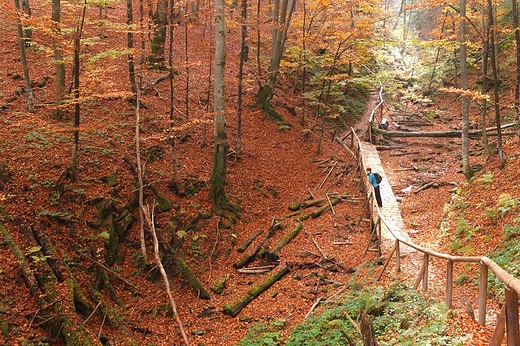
390, 151, 420, 157
237, 230, 263, 253
414, 182, 434, 194
311, 195, 344, 218
234, 223, 279, 269
222, 266, 290, 317
270, 222, 304, 254
375, 122, 517, 138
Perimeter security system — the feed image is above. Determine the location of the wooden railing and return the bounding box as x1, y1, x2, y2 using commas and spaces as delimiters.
339, 127, 520, 346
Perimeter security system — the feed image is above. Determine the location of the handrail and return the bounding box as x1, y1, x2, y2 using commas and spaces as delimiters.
344, 125, 520, 346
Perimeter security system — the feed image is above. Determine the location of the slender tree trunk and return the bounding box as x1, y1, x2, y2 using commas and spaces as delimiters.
127, 0, 137, 95
256, 0, 261, 86
52, 0, 65, 115
168, 0, 177, 178
487, 0, 505, 167
68, 2, 87, 181
267, 0, 295, 93
184, 12, 190, 120
135, 75, 149, 265
460, 0, 471, 179
513, 0, 520, 136
481, 6, 490, 152
21, 0, 32, 42
14, 0, 34, 112
300, 0, 307, 125
236, 0, 248, 155
210, 0, 229, 211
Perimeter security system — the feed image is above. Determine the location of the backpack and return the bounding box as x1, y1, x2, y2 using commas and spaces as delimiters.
373, 172, 383, 184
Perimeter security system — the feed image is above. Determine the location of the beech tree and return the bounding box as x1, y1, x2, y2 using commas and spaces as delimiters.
487, 0, 505, 167
258, 0, 295, 123
236, 0, 248, 155
513, 0, 520, 136
210, 0, 229, 211
459, 0, 471, 179
52, 0, 66, 114
14, 0, 34, 112
67, 1, 87, 182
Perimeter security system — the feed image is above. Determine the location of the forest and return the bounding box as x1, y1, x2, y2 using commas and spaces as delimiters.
1, 0, 520, 344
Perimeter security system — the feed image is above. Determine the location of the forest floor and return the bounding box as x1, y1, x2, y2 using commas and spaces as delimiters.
1, 1, 519, 345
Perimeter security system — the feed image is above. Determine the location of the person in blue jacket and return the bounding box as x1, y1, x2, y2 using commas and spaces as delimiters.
366, 167, 383, 208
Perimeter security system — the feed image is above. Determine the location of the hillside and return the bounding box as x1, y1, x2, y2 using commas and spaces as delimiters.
1, 0, 520, 345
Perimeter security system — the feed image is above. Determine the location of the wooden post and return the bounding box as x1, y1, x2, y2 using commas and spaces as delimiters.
422, 254, 429, 292
376, 218, 382, 256
489, 305, 506, 346
478, 262, 488, 326
395, 240, 401, 273
446, 260, 453, 308
505, 286, 520, 345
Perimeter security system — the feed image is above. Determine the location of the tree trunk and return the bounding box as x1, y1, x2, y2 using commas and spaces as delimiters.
236, 0, 248, 155
481, 7, 490, 153
513, 0, 520, 136
168, 0, 177, 178
149, 0, 168, 67
68, 2, 87, 181
360, 312, 377, 346
52, 0, 65, 114
460, 0, 471, 179
13, 0, 34, 112
127, 0, 137, 94
487, 0, 505, 167
210, 0, 229, 212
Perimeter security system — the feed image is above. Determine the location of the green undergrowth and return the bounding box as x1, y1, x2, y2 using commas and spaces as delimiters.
238, 279, 461, 346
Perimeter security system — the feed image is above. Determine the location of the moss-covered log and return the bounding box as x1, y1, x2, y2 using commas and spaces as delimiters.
233, 224, 278, 269
288, 202, 301, 211
270, 222, 303, 254
311, 195, 344, 218
175, 257, 210, 299
210, 277, 228, 295
222, 266, 290, 317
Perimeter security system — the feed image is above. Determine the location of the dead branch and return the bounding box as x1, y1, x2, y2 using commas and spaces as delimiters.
312, 238, 328, 260
237, 265, 275, 274
316, 161, 338, 190
146, 204, 190, 346
304, 297, 322, 319
335, 136, 356, 158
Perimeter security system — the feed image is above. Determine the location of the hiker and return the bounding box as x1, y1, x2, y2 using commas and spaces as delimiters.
366, 167, 383, 208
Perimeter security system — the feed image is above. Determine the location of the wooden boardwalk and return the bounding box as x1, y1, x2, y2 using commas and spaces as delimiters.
357, 141, 414, 255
